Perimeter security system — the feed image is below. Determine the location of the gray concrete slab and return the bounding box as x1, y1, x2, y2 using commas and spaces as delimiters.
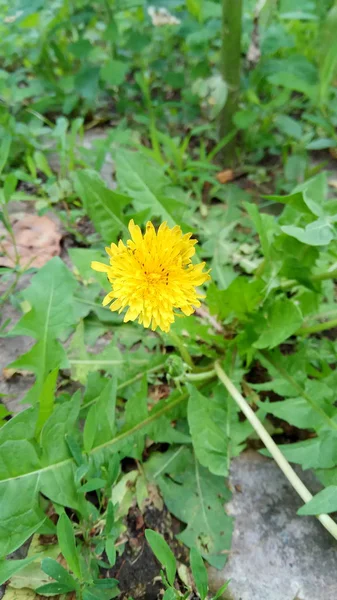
209, 450, 337, 600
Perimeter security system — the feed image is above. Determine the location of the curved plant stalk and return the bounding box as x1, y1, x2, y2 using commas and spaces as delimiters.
220, 0, 243, 160
296, 317, 337, 336
214, 361, 337, 541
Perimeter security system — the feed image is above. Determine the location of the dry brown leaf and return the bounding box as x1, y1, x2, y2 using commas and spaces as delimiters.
145, 483, 164, 512
329, 148, 337, 160
216, 169, 235, 184
0, 213, 61, 268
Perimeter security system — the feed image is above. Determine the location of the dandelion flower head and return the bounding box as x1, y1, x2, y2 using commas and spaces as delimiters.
91, 220, 210, 332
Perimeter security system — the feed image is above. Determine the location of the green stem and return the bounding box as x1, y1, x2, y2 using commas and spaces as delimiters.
296, 317, 337, 336
214, 361, 337, 541
260, 351, 337, 432
219, 0, 243, 161
168, 331, 194, 369
185, 369, 216, 382
103, 0, 116, 59
281, 267, 337, 291
312, 267, 337, 282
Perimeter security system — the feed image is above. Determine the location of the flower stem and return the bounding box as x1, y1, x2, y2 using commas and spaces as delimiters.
185, 369, 216, 382
214, 361, 337, 540
168, 331, 194, 369
296, 317, 337, 336
280, 267, 337, 291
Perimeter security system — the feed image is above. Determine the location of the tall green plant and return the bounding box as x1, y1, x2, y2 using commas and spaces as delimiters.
219, 0, 243, 162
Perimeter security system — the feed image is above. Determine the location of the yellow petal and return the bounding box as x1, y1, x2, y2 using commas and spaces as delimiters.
91, 261, 110, 273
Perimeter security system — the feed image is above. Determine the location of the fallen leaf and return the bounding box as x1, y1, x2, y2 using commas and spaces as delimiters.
216, 169, 235, 184
329, 148, 337, 160
2, 368, 17, 380
0, 213, 61, 268
145, 483, 164, 512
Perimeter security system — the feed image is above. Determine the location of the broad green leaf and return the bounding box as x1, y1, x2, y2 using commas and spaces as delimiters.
40, 393, 80, 465
57, 514, 81, 579
36, 582, 75, 595
254, 298, 303, 349
267, 72, 317, 100
68, 324, 124, 383
190, 548, 208, 600
188, 386, 228, 476
105, 537, 116, 566
68, 247, 106, 281
0, 475, 45, 557
8, 258, 78, 404
274, 115, 302, 140
145, 530, 176, 586
0, 388, 187, 557
73, 170, 130, 243
244, 202, 279, 261
0, 556, 42, 586
35, 368, 58, 436
10, 257, 77, 340
83, 379, 116, 451
101, 59, 130, 86
79, 478, 107, 493
258, 397, 329, 430
146, 447, 232, 568
297, 486, 337, 515
261, 431, 337, 469
281, 218, 335, 246
123, 375, 148, 458
41, 557, 78, 590
0, 132, 11, 177
163, 589, 176, 600
265, 191, 312, 215
114, 149, 184, 226
207, 278, 264, 320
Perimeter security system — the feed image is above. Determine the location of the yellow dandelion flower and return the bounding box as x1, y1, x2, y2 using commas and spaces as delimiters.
91, 220, 211, 333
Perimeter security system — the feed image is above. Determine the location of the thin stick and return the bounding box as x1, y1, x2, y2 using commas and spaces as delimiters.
214, 361, 337, 541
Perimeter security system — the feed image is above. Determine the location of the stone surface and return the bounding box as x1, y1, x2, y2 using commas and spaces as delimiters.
209, 450, 337, 600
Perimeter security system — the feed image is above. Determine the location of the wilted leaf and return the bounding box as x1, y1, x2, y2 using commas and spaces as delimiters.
0, 214, 61, 268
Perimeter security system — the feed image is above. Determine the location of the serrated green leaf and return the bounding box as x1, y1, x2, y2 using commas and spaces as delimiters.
297, 486, 337, 515
146, 447, 232, 568
281, 218, 335, 246
8, 258, 78, 404
35, 368, 58, 436
188, 386, 228, 476
114, 149, 184, 226
261, 431, 337, 469
207, 278, 264, 320
83, 379, 117, 451
73, 170, 129, 243
254, 298, 303, 349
